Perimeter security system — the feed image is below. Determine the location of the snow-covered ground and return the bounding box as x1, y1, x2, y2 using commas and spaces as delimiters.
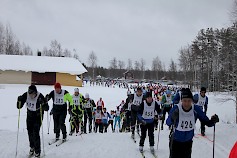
0, 83, 236, 158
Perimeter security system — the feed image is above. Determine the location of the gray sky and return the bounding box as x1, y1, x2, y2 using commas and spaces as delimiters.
0, 0, 233, 69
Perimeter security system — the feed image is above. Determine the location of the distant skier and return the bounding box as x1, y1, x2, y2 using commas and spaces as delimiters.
114, 106, 121, 132
166, 88, 219, 158
193, 87, 208, 136
161, 90, 174, 130
17, 85, 49, 157
172, 88, 185, 105
96, 97, 104, 110
83, 93, 96, 133
123, 98, 133, 132
109, 110, 115, 131
102, 108, 111, 133
137, 92, 162, 154
46, 82, 73, 141
69, 88, 85, 135
94, 107, 104, 133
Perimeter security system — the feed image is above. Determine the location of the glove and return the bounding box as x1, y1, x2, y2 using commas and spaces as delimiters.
45, 94, 49, 101
211, 114, 219, 124
141, 120, 146, 125
50, 109, 53, 115
158, 115, 163, 120
171, 109, 179, 122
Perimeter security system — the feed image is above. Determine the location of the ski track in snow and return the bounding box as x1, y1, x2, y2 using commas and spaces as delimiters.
0, 83, 236, 158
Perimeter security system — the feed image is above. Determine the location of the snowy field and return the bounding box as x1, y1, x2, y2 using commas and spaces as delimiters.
0, 83, 236, 158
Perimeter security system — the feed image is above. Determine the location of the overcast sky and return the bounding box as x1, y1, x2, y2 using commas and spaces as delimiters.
0, 0, 234, 69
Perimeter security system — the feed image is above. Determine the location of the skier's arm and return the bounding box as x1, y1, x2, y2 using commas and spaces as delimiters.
166, 105, 179, 127
46, 91, 54, 102
91, 100, 96, 107
38, 93, 49, 111
204, 97, 208, 113
194, 105, 214, 127
172, 93, 180, 105
17, 92, 27, 109
155, 102, 162, 115
64, 91, 73, 106
137, 102, 145, 121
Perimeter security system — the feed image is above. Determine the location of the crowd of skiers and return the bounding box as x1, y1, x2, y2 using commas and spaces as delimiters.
16, 82, 220, 158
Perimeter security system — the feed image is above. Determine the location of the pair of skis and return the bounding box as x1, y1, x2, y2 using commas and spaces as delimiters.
48, 139, 67, 147
139, 150, 158, 158
131, 135, 157, 158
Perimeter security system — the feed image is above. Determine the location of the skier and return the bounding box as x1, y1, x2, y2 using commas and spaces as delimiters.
137, 92, 162, 154
114, 106, 121, 132
130, 87, 145, 138
46, 82, 73, 141
172, 88, 185, 104
17, 85, 49, 157
109, 110, 115, 131
94, 107, 104, 133
96, 97, 104, 110
166, 88, 219, 158
102, 107, 111, 133
69, 88, 85, 135
83, 93, 96, 133
161, 90, 174, 130
193, 87, 208, 136
123, 96, 133, 132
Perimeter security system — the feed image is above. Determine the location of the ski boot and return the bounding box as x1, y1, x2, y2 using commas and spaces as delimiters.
34, 153, 40, 158
150, 146, 155, 154
29, 148, 34, 156
139, 146, 144, 153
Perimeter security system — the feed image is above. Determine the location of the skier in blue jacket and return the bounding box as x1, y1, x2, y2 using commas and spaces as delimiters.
166, 88, 219, 158
137, 92, 162, 154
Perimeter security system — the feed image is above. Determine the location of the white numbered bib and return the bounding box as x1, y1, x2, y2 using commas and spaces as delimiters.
197, 94, 206, 108
176, 104, 195, 132
97, 101, 103, 107
84, 100, 91, 108
54, 90, 65, 105
73, 95, 80, 106
133, 94, 143, 106
116, 110, 120, 116
26, 92, 40, 111
95, 111, 101, 119
142, 100, 155, 119
165, 95, 172, 104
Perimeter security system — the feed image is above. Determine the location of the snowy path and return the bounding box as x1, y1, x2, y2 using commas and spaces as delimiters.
0, 84, 236, 158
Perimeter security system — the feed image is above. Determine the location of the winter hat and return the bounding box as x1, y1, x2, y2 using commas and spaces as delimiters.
28, 85, 37, 94
145, 92, 153, 98
137, 87, 142, 91
54, 82, 61, 89
85, 93, 90, 99
74, 88, 79, 93
181, 88, 193, 100
166, 90, 172, 95
200, 87, 206, 92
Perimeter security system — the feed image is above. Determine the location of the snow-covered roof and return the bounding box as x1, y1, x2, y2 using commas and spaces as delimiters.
0, 55, 87, 75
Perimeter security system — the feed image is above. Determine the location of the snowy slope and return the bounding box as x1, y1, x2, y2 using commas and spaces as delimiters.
0, 84, 236, 158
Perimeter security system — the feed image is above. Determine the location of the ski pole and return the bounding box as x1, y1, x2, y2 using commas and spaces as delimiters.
15, 101, 21, 158
40, 105, 45, 156
213, 124, 216, 158
157, 120, 161, 150
47, 111, 51, 134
